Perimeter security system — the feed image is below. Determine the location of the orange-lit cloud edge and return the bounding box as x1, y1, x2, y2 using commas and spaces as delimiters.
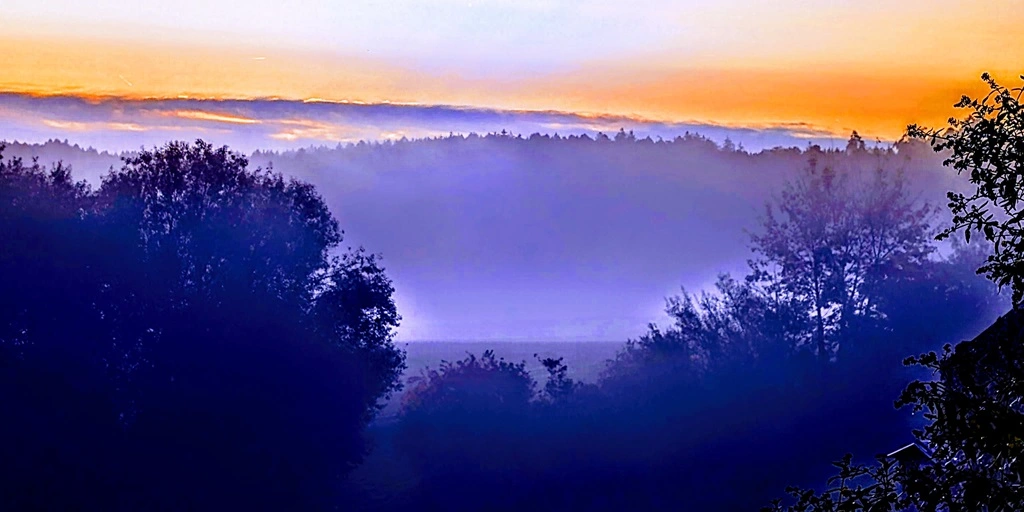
2, 34, 1020, 143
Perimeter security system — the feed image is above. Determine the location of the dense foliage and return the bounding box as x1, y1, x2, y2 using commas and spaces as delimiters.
750, 158, 935, 360
0, 141, 404, 510
909, 74, 1024, 303
358, 142, 1005, 511
772, 73, 1024, 512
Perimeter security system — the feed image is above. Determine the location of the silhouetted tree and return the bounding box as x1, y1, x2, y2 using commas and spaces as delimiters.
892, 73, 1024, 510
401, 350, 534, 417
0, 140, 404, 510
395, 351, 536, 506
762, 455, 903, 512
895, 315, 1024, 511
846, 131, 867, 154
772, 72, 1024, 512
909, 73, 1024, 304
772, 310, 1024, 512
600, 273, 800, 396
0, 147, 120, 510
535, 355, 597, 406
750, 157, 934, 360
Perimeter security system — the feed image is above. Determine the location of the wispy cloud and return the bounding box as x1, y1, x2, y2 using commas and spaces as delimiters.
2, 93, 869, 153
171, 110, 261, 125
269, 119, 352, 142
43, 119, 150, 132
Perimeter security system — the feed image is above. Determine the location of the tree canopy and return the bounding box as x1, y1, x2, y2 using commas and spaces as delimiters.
909, 73, 1024, 303
771, 73, 1024, 512
749, 153, 935, 360
0, 140, 404, 510
371, 141, 1003, 511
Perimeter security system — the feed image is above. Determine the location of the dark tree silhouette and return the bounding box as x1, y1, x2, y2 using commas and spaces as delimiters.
894, 313, 1024, 511
0, 148, 120, 510
768, 309, 1024, 512
772, 72, 1024, 512
749, 155, 934, 360
909, 73, 1024, 303
762, 455, 902, 512
0, 140, 404, 510
395, 351, 537, 507
362, 135, 1004, 511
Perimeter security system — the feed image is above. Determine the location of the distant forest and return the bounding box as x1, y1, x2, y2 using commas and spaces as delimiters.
3, 130, 962, 341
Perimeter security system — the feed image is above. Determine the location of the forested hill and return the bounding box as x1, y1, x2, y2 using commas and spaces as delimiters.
1, 140, 122, 183
5, 132, 956, 341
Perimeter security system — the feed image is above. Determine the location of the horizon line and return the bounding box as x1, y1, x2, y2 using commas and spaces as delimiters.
0, 90, 871, 142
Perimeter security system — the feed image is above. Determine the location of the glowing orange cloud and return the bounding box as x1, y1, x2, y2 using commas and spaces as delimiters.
2, 32, 1021, 141
43, 119, 150, 132
269, 119, 352, 142
171, 110, 261, 125
528, 66, 1005, 140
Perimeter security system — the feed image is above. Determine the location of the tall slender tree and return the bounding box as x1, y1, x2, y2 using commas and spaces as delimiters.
749, 151, 934, 360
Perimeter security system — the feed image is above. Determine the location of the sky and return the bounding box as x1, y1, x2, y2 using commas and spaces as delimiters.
1, 0, 1022, 341
0, 94, 857, 153
2, 0, 1023, 149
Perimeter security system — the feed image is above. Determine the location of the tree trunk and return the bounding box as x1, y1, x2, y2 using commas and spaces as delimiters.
816, 302, 826, 361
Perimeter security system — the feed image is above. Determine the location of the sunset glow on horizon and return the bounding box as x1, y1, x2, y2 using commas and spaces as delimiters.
2, 0, 1022, 145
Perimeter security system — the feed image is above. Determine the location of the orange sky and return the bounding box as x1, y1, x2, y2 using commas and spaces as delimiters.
2, 0, 1023, 140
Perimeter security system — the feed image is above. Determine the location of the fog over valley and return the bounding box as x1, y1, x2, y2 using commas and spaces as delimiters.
3, 133, 957, 341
